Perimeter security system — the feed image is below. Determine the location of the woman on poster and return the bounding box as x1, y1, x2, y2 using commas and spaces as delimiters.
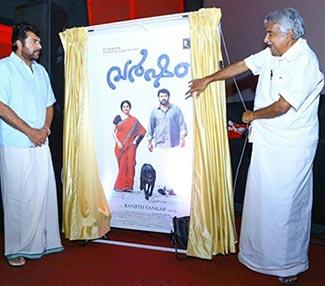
112, 100, 146, 192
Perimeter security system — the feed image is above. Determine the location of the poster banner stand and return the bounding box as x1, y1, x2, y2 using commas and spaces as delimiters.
87, 12, 197, 235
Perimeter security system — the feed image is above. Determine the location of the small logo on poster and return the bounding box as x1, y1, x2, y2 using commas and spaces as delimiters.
103, 46, 138, 55
183, 38, 191, 49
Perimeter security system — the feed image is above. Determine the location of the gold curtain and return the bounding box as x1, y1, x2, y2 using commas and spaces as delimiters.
59, 27, 111, 240
187, 8, 237, 259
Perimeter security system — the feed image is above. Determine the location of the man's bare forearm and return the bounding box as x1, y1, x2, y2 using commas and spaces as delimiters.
205, 60, 249, 83
44, 106, 53, 129
186, 60, 249, 98
43, 106, 54, 135
0, 101, 48, 146
0, 101, 33, 136
242, 96, 291, 123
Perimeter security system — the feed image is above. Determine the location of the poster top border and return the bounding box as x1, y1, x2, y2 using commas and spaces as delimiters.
87, 12, 190, 33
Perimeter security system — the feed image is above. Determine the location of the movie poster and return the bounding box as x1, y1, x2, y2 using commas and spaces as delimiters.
87, 15, 193, 233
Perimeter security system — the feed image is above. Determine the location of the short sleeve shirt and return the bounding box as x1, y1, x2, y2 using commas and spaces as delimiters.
244, 38, 324, 147
0, 52, 56, 147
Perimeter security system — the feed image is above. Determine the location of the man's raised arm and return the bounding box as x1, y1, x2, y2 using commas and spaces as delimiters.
186, 60, 249, 99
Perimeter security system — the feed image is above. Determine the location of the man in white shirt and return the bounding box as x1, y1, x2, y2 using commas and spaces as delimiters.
186, 8, 323, 285
0, 22, 63, 267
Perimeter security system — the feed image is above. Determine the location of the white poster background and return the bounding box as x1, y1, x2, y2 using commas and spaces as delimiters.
87, 16, 193, 233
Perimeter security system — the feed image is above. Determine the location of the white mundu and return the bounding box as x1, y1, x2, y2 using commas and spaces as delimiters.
0, 145, 63, 259
238, 38, 324, 276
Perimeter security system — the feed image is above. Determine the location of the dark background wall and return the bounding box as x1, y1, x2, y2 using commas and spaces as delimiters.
88, 0, 185, 24
205, 0, 325, 72
0, 0, 87, 27
204, 0, 325, 102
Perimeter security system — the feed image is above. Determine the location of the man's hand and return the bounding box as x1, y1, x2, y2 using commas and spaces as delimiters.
179, 137, 185, 148
148, 141, 153, 152
185, 77, 210, 99
242, 110, 255, 124
27, 127, 49, 147
242, 96, 291, 124
185, 61, 249, 100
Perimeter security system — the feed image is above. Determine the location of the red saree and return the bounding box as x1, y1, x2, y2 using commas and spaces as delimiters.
114, 115, 146, 191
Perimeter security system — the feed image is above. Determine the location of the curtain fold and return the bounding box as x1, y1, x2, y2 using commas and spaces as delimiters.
187, 8, 237, 259
59, 27, 111, 240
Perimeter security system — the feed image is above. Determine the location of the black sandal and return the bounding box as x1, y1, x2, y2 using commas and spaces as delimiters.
278, 275, 298, 285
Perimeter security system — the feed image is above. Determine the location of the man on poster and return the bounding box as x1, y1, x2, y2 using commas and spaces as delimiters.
186, 7, 323, 285
147, 88, 188, 196
147, 88, 188, 151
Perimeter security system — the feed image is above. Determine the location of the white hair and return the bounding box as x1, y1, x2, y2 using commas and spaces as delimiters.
264, 8, 305, 39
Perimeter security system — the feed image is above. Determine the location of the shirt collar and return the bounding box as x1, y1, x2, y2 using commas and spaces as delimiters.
9, 51, 37, 68
278, 38, 306, 63
158, 103, 172, 111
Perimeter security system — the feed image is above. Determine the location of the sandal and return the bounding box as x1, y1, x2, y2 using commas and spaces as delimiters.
8, 257, 26, 267
278, 275, 298, 285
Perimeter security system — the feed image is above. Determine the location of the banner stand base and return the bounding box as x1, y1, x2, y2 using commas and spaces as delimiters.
94, 239, 187, 254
